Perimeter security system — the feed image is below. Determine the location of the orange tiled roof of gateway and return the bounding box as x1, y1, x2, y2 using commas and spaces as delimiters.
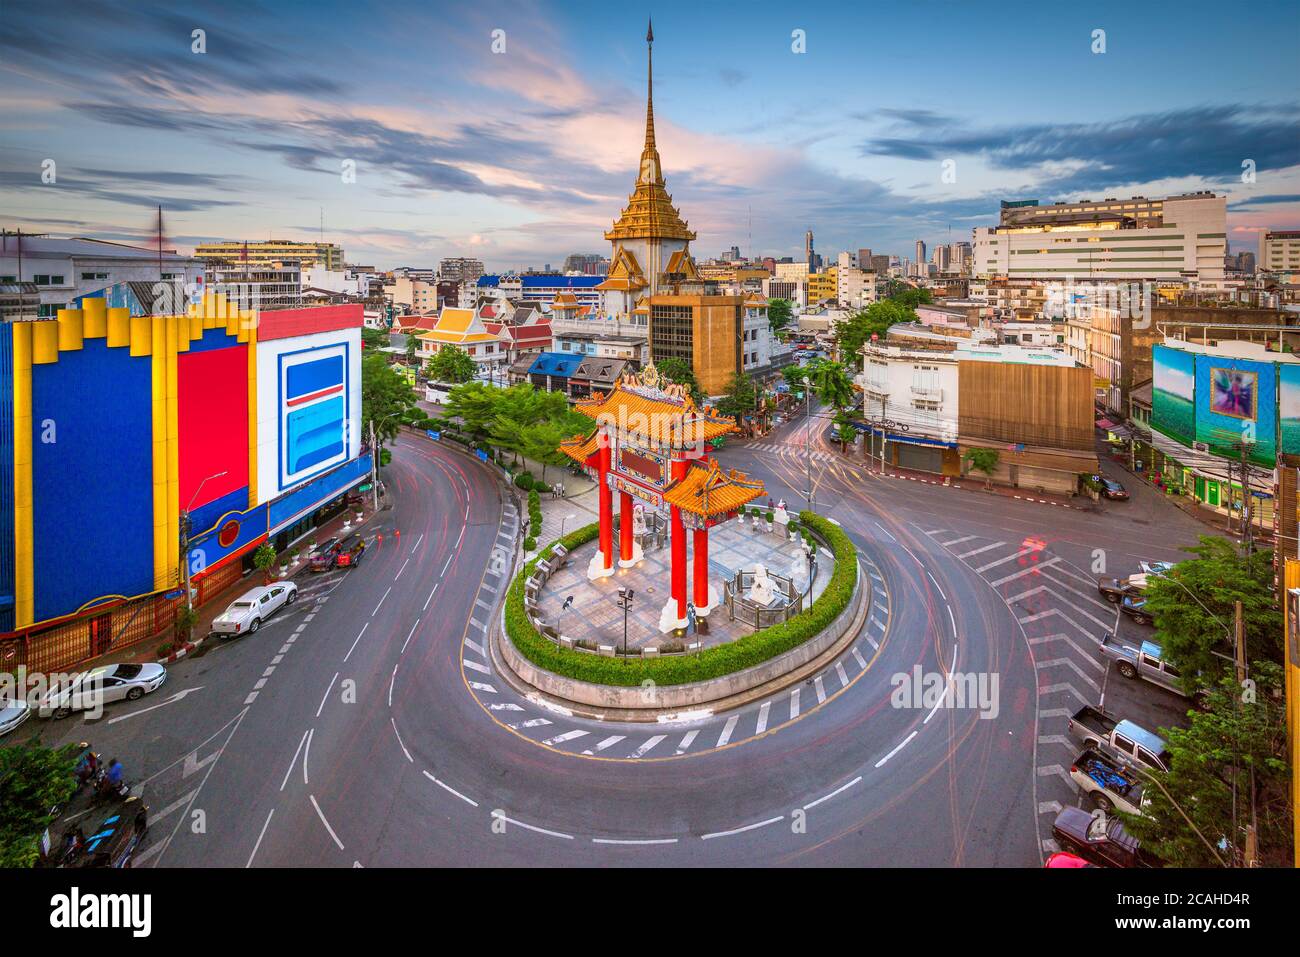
663, 459, 765, 517
572, 376, 735, 448
558, 430, 602, 464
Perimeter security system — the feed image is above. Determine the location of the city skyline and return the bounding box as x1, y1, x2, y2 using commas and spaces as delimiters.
2, 0, 1298, 269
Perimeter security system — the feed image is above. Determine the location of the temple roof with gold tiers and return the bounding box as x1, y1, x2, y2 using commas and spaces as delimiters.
594, 246, 649, 292
663, 459, 765, 518
560, 361, 736, 453
603, 21, 696, 245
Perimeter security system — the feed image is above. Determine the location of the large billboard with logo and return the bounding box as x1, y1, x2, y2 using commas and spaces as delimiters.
256, 327, 362, 503
1280, 363, 1300, 457
1194, 354, 1275, 466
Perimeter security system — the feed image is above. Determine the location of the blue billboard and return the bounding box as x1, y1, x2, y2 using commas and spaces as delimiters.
1280, 363, 1300, 456
1152, 345, 1195, 447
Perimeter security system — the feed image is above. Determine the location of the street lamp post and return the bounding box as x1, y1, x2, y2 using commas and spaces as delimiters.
370, 411, 404, 512
616, 586, 635, 659
180, 470, 228, 643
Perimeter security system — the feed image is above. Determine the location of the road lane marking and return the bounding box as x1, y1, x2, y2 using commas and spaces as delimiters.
422, 770, 478, 806
715, 715, 739, 748
468, 681, 498, 693
401, 619, 419, 654
391, 717, 413, 762
789, 688, 800, 719
493, 813, 573, 840
851, 647, 867, 669
517, 718, 552, 729
814, 675, 827, 704
701, 816, 784, 840
372, 586, 392, 616
940, 535, 976, 547
464, 659, 491, 675
957, 541, 1004, 560
874, 731, 918, 768
583, 735, 626, 755
543, 729, 589, 746
989, 556, 1061, 587
835, 660, 849, 687
593, 837, 678, 845
310, 794, 345, 850
395, 558, 410, 580
464, 638, 486, 656
343, 622, 368, 663
315, 673, 339, 719
803, 776, 861, 810
755, 701, 770, 734
411, 533, 423, 552
245, 809, 275, 868
630, 735, 665, 758
423, 584, 437, 611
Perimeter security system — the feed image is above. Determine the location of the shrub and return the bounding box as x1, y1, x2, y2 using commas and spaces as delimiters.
156, 641, 175, 659
523, 536, 537, 551
515, 472, 534, 490
503, 511, 858, 687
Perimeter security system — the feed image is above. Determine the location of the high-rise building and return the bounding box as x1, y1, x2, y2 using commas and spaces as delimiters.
194, 239, 345, 270
857, 248, 873, 269
438, 257, 485, 284
806, 230, 816, 273
915, 240, 926, 271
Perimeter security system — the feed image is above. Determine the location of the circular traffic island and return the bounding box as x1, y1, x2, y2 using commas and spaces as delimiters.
494, 511, 868, 719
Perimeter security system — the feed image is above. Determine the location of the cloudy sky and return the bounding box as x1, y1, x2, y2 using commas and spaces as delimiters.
2, 0, 1298, 270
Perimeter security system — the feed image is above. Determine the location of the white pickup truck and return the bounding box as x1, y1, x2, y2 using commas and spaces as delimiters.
1070, 748, 1146, 816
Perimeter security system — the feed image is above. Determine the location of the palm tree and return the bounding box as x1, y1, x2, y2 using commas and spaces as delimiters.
809, 360, 854, 414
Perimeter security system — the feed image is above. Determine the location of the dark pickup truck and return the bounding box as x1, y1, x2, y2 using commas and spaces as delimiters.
1051, 806, 1158, 868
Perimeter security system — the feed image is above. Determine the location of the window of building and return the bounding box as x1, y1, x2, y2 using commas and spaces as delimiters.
37, 303, 66, 318
81, 271, 110, 281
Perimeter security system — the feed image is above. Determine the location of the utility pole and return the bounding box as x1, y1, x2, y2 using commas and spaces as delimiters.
804, 387, 814, 511
879, 393, 888, 475
370, 419, 380, 512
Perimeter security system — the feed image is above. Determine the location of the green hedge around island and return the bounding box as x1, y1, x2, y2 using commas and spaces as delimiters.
503, 511, 860, 687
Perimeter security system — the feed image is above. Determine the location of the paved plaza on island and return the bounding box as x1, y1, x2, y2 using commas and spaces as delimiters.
536, 520, 833, 653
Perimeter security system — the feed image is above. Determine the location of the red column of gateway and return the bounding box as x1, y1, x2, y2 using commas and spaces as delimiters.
693, 526, 709, 608
670, 458, 689, 620
597, 436, 613, 571
619, 491, 634, 562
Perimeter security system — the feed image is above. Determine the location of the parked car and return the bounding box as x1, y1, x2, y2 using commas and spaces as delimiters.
1120, 594, 1154, 626
334, 533, 367, 569
36, 663, 167, 719
0, 698, 31, 736
1051, 806, 1157, 868
1067, 705, 1171, 774
1070, 748, 1145, 815
1139, 560, 1174, 577
209, 582, 298, 637
1097, 573, 1148, 603
1097, 635, 1199, 700
1100, 478, 1129, 500
310, 537, 342, 571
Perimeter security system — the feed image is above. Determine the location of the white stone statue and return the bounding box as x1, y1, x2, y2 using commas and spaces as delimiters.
632, 504, 647, 535
749, 562, 777, 606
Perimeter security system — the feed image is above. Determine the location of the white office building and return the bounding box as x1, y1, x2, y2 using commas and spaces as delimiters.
974, 192, 1226, 285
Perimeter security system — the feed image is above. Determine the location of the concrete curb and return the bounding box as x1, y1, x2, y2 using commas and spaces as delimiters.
489, 554, 872, 721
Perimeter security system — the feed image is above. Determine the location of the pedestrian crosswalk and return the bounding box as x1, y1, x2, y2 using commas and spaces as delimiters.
492, 550, 892, 760
744, 441, 839, 463
921, 527, 1121, 848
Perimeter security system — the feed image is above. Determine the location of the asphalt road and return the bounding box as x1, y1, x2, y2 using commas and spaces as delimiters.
7, 415, 1209, 867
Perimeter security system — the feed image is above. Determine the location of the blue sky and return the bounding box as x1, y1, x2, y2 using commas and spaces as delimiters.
2, 0, 1298, 269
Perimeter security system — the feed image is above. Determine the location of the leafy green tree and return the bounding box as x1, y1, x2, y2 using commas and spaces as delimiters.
424, 344, 477, 385
767, 298, 793, 334
361, 326, 389, 350
444, 380, 501, 441
715, 371, 758, 423
520, 420, 571, 483
1141, 536, 1282, 689
404, 334, 419, 367
655, 357, 703, 404
488, 383, 565, 463
362, 353, 418, 445
889, 286, 932, 309
832, 411, 857, 453
1122, 663, 1292, 867
0, 741, 80, 867
808, 360, 854, 413
834, 299, 914, 362
962, 447, 1000, 487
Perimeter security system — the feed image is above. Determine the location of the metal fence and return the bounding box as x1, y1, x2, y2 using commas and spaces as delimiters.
722, 568, 806, 632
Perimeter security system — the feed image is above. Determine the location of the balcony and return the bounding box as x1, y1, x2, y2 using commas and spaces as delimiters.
910, 385, 942, 399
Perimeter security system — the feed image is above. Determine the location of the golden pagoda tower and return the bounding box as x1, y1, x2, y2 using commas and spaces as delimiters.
597, 19, 700, 317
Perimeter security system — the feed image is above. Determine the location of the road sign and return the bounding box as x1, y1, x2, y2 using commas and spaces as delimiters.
358, 483, 373, 492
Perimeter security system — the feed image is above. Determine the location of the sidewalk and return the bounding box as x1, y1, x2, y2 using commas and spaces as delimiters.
78, 492, 392, 671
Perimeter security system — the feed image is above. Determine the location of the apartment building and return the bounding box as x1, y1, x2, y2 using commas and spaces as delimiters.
975, 192, 1227, 284
194, 239, 345, 270
647, 292, 746, 395
438, 257, 485, 284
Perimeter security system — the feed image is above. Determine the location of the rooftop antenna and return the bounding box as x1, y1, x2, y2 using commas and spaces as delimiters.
157, 205, 164, 280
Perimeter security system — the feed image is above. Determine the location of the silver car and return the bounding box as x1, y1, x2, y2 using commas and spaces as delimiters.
37, 663, 167, 719
0, 699, 31, 736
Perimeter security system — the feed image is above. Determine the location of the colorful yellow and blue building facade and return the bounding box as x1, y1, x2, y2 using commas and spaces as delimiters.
1, 293, 369, 650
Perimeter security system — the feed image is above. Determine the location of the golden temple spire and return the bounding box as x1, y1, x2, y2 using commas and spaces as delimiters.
639, 18, 661, 186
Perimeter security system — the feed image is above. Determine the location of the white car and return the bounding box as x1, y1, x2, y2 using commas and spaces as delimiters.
37, 663, 167, 719
1139, 561, 1174, 577
210, 582, 298, 637
0, 699, 31, 736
